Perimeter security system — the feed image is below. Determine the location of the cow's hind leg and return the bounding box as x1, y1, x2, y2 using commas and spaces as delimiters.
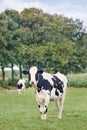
55, 95, 65, 119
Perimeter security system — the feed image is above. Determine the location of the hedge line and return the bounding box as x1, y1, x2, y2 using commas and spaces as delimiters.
67, 73, 87, 88
0, 73, 87, 89
0, 79, 30, 89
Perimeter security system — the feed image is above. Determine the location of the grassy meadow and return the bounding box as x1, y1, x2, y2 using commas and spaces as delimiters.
0, 87, 87, 130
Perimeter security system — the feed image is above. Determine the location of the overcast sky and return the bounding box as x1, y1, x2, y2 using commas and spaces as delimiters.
0, 0, 87, 28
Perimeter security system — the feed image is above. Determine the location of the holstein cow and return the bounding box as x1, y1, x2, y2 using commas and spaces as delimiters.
23, 66, 67, 119
17, 79, 26, 94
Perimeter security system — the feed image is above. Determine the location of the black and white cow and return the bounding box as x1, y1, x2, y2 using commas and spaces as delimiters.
17, 79, 26, 94
23, 66, 67, 119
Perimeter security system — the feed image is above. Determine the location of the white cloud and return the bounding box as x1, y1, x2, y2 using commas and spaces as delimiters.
0, 0, 43, 12
0, 0, 87, 28
43, 3, 87, 27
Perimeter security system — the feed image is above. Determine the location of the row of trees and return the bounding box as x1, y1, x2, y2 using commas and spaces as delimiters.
0, 8, 87, 80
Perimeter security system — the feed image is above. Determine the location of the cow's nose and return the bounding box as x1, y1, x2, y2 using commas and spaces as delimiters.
31, 81, 34, 85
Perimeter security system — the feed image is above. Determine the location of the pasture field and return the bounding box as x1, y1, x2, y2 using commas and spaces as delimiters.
0, 87, 87, 130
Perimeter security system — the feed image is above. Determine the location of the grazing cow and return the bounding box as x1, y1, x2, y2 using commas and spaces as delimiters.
23, 66, 67, 119
17, 79, 26, 94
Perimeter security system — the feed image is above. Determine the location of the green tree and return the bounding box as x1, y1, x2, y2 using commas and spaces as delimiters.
0, 8, 87, 79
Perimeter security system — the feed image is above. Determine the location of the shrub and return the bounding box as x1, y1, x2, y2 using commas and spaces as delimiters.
67, 73, 87, 88
0, 79, 19, 89
0, 80, 10, 89
8, 79, 19, 87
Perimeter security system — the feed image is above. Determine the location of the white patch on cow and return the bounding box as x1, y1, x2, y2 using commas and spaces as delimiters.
36, 90, 50, 104
50, 88, 58, 100
42, 72, 54, 86
29, 66, 38, 85
41, 113, 47, 120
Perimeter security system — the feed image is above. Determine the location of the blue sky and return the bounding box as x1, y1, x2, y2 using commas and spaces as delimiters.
0, 0, 87, 28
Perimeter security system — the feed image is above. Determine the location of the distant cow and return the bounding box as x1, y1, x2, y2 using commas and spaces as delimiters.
17, 79, 26, 94
22, 66, 67, 119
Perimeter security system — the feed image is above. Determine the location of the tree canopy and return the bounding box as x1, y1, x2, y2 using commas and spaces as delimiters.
0, 8, 87, 79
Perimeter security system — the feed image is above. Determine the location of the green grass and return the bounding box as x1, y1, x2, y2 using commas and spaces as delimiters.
0, 88, 87, 130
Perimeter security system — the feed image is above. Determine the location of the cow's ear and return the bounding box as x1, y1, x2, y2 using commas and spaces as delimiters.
37, 70, 43, 74
22, 70, 29, 75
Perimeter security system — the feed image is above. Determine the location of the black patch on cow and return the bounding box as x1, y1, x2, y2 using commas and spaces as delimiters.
35, 70, 43, 81
38, 105, 40, 108
17, 83, 23, 89
52, 75, 64, 94
37, 70, 43, 74
22, 70, 29, 75
55, 88, 59, 96
44, 105, 48, 113
22, 70, 30, 81
37, 74, 52, 92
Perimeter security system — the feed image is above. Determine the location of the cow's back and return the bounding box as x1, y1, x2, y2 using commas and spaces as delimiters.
54, 72, 67, 89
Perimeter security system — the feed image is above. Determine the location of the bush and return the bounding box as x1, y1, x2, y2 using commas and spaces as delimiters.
0, 79, 19, 89
67, 73, 87, 88
8, 79, 19, 87
0, 80, 10, 89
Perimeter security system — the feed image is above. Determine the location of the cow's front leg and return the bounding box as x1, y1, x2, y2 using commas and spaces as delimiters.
38, 95, 50, 119
38, 104, 46, 119
36, 91, 50, 120
36, 98, 46, 119
42, 94, 50, 119
38, 104, 44, 119
38, 104, 47, 119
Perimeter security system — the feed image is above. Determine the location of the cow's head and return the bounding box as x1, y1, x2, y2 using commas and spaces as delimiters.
29, 66, 38, 85
17, 83, 23, 94
22, 66, 43, 85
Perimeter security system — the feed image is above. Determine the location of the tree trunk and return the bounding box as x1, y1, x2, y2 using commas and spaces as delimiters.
1, 65, 5, 80
19, 64, 22, 79
11, 63, 14, 80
